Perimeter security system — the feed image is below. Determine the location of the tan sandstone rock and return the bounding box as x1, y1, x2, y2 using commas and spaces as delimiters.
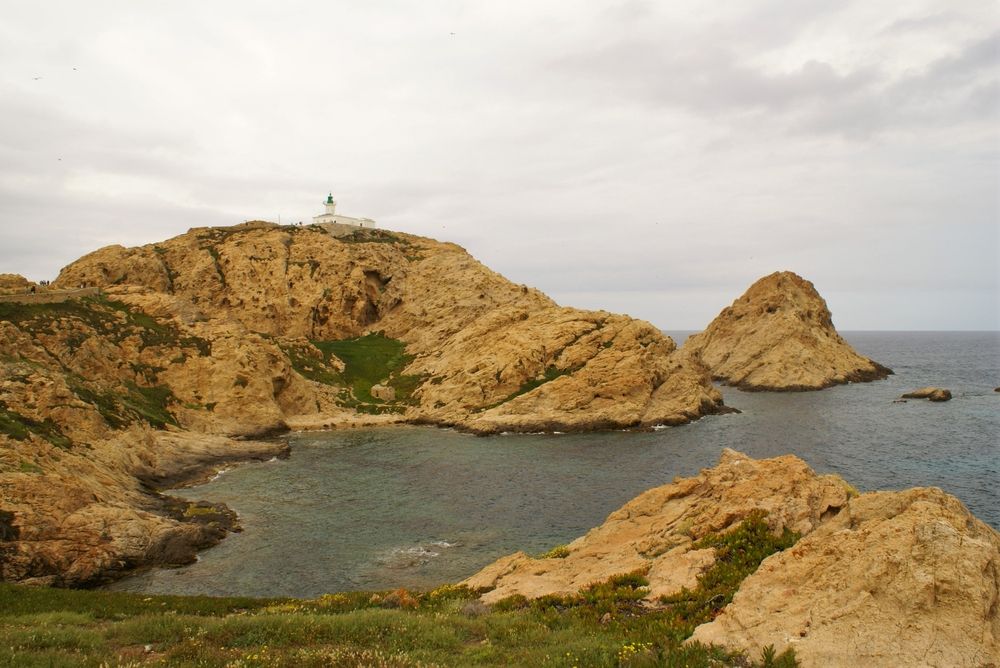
683, 271, 892, 391
462, 449, 852, 603
52, 223, 725, 433
689, 487, 1000, 668
902, 387, 952, 402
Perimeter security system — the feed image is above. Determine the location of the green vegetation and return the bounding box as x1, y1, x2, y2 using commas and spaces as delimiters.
0, 401, 71, 449
338, 229, 410, 245
18, 460, 43, 474
283, 333, 427, 415
536, 544, 571, 559
660, 510, 800, 636
0, 296, 207, 434
478, 364, 582, 412
0, 559, 796, 667
119, 382, 179, 429
0, 514, 798, 666
69, 378, 179, 430
0, 295, 209, 355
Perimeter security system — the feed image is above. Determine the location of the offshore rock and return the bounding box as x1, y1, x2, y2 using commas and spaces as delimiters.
462, 449, 852, 603
901, 387, 952, 402
689, 487, 1000, 668
682, 271, 891, 391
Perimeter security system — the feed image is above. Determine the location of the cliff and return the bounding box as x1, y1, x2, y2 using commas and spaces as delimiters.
466, 450, 1000, 667
0, 222, 725, 584
682, 271, 891, 391
53, 222, 724, 433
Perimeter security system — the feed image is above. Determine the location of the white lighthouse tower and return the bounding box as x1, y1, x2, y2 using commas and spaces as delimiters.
312, 192, 375, 228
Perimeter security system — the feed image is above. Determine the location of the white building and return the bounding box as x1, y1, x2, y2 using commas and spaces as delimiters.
312, 193, 376, 228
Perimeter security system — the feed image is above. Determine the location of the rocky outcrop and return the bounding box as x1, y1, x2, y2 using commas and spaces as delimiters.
689, 487, 1000, 667
902, 387, 952, 402
463, 449, 853, 603
682, 271, 891, 391
1, 222, 727, 585
51, 222, 725, 433
1, 427, 284, 586
467, 450, 1000, 667
0, 273, 32, 294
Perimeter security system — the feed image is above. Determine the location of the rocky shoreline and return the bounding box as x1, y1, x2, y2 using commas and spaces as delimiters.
466, 450, 1000, 667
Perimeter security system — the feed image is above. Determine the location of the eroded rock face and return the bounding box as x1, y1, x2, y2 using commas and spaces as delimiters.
689, 487, 1000, 668
462, 449, 852, 603
52, 222, 725, 432
682, 271, 891, 391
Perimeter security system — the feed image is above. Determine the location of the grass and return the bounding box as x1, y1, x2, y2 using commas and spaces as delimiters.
0, 515, 798, 667
659, 510, 799, 635
0, 401, 71, 449
283, 333, 427, 415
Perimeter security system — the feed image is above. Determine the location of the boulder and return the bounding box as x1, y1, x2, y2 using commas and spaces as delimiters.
682, 272, 892, 391
370, 383, 396, 401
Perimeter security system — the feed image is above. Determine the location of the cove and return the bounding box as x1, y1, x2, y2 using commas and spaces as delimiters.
108, 332, 1000, 598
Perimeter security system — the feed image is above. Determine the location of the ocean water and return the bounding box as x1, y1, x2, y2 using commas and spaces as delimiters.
108, 332, 999, 598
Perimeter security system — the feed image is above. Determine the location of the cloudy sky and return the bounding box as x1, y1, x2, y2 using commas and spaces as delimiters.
1, 1, 997, 330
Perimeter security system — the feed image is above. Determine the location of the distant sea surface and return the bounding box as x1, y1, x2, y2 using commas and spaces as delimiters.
108, 332, 999, 598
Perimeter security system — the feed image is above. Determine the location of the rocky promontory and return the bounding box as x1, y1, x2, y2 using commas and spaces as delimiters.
466, 450, 1000, 667
1, 222, 725, 585
682, 271, 892, 391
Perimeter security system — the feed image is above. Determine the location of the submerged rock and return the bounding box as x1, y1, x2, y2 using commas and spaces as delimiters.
682, 271, 892, 391
902, 387, 952, 402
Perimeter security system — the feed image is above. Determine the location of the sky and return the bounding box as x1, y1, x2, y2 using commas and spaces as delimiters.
0, 1, 997, 330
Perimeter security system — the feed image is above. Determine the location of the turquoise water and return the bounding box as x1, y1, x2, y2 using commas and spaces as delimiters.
108, 332, 1000, 598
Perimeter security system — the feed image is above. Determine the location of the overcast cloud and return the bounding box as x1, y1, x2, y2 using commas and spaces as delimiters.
1, 1, 997, 329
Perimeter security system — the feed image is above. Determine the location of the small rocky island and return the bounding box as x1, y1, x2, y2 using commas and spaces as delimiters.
683, 271, 892, 391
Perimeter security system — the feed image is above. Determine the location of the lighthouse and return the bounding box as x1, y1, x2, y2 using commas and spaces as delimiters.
312, 192, 375, 228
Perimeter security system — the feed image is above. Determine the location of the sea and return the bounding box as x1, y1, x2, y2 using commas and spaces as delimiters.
107, 331, 999, 599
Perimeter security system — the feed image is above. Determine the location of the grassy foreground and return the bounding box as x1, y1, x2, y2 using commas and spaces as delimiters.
0, 515, 798, 667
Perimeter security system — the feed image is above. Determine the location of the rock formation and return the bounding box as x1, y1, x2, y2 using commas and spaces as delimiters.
902, 387, 952, 402
689, 487, 1000, 667
682, 271, 892, 391
51, 222, 724, 433
464, 449, 852, 603
467, 450, 1000, 667
1, 221, 725, 584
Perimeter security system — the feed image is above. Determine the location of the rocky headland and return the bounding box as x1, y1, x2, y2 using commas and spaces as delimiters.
682, 271, 892, 391
1, 222, 724, 585
466, 450, 1000, 667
